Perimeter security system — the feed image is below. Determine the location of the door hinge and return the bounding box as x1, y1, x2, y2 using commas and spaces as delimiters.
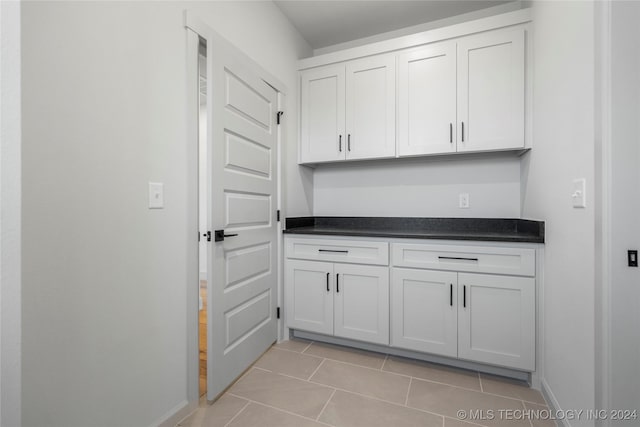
276, 111, 284, 125
277, 210, 281, 222
276, 307, 281, 319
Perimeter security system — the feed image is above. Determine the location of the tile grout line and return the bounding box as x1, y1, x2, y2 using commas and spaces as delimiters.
301, 340, 314, 353
307, 358, 327, 381
381, 353, 389, 371
478, 372, 483, 392
227, 393, 335, 427
222, 400, 250, 427
521, 400, 535, 427
404, 377, 412, 406
315, 388, 337, 422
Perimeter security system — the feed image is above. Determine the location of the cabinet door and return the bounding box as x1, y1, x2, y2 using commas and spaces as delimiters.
458, 273, 535, 371
345, 56, 396, 160
398, 42, 457, 156
285, 260, 334, 335
300, 65, 346, 163
457, 29, 525, 152
391, 268, 458, 357
334, 264, 389, 345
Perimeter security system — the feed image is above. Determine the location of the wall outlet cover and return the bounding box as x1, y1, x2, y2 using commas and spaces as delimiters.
459, 193, 470, 209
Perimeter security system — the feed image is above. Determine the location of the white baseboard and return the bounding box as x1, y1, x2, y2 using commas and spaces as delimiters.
154, 400, 198, 427
541, 378, 568, 427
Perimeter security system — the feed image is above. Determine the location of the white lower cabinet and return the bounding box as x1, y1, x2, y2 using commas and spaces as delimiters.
285, 260, 334, 335
285, 236, 537, 372
285, 259, 389, 345
391, 268, 458, 357
457, 273, 535, 371
391, 268, 535, 371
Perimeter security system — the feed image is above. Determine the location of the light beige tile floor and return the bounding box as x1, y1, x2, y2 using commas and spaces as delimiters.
178, 339, 557, 427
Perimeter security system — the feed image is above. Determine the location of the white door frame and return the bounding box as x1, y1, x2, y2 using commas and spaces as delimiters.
184, 11, 287, 406
595, 1, 612, 424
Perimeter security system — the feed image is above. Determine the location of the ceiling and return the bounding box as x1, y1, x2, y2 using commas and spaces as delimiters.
274, 0, 510, 49
274, 1, 513, 50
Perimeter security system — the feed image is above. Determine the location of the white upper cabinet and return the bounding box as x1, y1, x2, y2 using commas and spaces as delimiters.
398, 28, 525, 157
300, 65, 345, 163
457, 29, 525, 152
398, 42, 457, 156
299, 14, 529, 164
300, 56, 396, 164
345, 56, 396, 160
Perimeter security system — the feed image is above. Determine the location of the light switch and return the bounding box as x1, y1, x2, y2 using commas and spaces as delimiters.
148, 182, 164, 209
572, 179, 586, 208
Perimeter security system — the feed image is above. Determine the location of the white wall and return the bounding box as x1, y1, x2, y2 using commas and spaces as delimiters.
521, 1, 596, 424
609, 1, 640, 419
314, 155, 522, 217
0, 1, 22, 426
21, 2, 310, 427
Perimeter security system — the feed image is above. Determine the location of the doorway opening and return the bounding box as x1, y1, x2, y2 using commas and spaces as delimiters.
197, 38, 208, 397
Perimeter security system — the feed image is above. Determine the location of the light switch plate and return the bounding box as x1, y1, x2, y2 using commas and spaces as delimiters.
148, 182, 164, 209
572, 179, 586, 208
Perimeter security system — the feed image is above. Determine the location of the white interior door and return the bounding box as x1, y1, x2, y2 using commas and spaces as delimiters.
207, 35, 278, 400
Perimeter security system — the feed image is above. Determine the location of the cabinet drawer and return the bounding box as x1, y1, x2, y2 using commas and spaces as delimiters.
286, 238, 389, 266
392, 243, 535, 277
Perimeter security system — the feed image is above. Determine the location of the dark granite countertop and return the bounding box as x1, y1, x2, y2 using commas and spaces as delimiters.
283, 217, 545, 243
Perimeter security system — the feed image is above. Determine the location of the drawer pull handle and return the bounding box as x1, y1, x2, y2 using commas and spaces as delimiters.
450, 284, 453, 306
438, 256, 478, 262
319, 249, 349, 254
336, 274, 340, 293
463, 285, 467, 308
326, 272, 330, 292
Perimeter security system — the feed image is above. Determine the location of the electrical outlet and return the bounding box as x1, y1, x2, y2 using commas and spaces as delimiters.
459, 193, 470, 209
